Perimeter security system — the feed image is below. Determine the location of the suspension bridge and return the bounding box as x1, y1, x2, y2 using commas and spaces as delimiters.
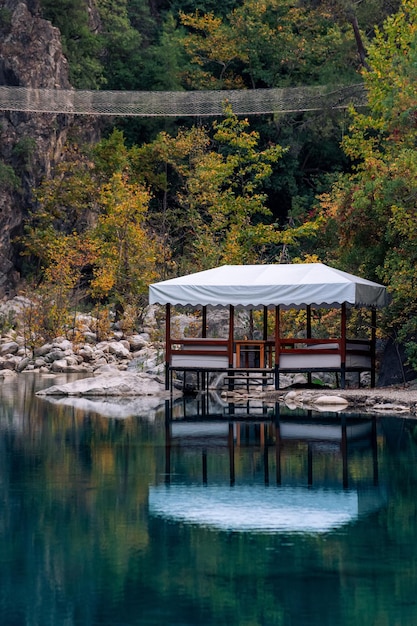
0, 83, 366, 117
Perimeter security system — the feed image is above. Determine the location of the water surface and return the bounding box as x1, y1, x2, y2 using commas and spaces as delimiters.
0, 376, 416, 625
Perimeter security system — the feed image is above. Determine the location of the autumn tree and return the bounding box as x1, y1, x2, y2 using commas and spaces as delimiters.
181, 108, 284, 267
90, 171, 163, 312
177, 0, 360, 89
319, 0, 417, 365
22, 133, 164, 328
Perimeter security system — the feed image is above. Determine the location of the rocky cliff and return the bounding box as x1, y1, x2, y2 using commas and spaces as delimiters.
0, 0, 99, 296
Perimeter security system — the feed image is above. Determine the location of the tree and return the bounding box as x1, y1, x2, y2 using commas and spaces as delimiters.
22, 134, 164, 320
319, 0, 417, 365
132, 107, 320, 271
176, 0, 360, 90
90, 171, 163, 311
178, 11, 247, 89
40, 0, 105, 88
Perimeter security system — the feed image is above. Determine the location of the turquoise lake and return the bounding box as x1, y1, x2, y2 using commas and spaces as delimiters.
1, 375, 417, 625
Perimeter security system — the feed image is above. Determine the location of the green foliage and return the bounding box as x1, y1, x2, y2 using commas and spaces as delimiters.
22, 133, 165, 319
40, 0, 105, 88
319, 0, 417, 366
0, 161, 20, 191
0, 309, 17, 335
132, 108, 292, 270
12, 137, 37, 173
31, 144, 97, 233
136, 13, 188, 91
0, 8, 12, 30
95, 0, 144, 89
176, 0, 360, 89
90, 171, 162, 309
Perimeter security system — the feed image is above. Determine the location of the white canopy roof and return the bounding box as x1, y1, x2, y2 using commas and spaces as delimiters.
149, 263, 388, 308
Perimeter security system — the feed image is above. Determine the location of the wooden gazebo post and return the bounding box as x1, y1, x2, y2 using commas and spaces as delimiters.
274, 305, 280, 390
371, 307, 377, 388
165, 303, 171, 390
340, 303, 347, 389
263, 306, 268, 367
202, 305, 207, 338
306, 305, 312, 386
228, 305, 234, 367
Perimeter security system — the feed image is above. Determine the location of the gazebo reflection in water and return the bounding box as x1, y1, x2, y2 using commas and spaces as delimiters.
149, 399, 385, 534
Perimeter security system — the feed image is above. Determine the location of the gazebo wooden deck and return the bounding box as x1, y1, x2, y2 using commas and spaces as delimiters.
149, 263, 388, 391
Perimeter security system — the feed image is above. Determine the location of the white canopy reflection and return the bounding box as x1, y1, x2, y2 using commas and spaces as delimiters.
149, 483, 384, 534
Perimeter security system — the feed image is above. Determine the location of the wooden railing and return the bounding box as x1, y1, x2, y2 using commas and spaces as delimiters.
167, 337, 373, 372
169, 338, 231, 368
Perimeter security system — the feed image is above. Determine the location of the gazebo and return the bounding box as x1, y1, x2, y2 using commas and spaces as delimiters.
149, 263, 388, 390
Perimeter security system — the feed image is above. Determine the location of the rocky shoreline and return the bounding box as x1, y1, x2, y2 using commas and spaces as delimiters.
220, 374, 417, 416
263, 387, 417, 416
1, 298, 417, 417
0, 299, 165, 379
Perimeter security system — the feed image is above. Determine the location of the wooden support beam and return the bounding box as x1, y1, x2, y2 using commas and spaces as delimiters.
202, 305, 207, 338
228, 305, 234, 367
274, 305, 280, 390
371, 308, 377, 388
306, 304, 312, 339
340, 303, 347, 389
165, 303, 171, 390
307, 304, 312, 385
263, 306, 268, 341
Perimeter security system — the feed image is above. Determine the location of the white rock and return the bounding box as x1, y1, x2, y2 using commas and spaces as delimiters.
65, 356, 80, 366
372, 403, 408, 412
314, 395, 349, 406
36, 371, 169, 397
78, 345, 94, 361
96, 341, 110, 353
75, 314, 94, 331
284, 390, 301, 401
128, 334, 149, 350
293, 373, 308, 385
45, 350, 65, 363
108, 342, 131, 358
0, 369, 17, 378
50, 359, 69, 372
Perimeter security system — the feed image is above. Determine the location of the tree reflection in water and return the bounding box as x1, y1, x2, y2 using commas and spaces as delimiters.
0, 376, 416, 625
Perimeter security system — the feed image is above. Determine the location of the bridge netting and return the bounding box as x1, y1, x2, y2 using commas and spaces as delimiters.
0, 83, 366, 117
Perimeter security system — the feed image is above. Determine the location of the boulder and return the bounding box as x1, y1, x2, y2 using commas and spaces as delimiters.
16, 356, 30, 372
128, 334, 149, 351
0, 341, 19, 355
53, 338, 72, 351
34, 344, 53, 357
36, 371, 170, 397
45, 350, 66, 363
314, 395, 349, 406
78, 345, 95, 361
50, 358, 69, 373
83, 332, 97, 344
108, 341, 131, 358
